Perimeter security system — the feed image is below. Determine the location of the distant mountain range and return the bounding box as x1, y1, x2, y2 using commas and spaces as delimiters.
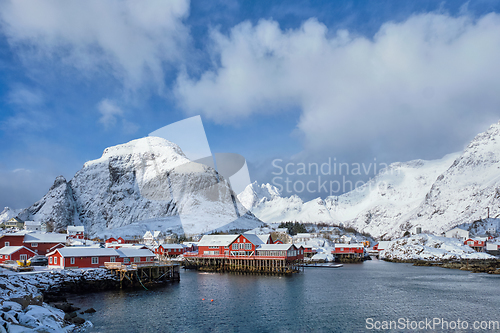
11, 137, 263, 237
238, 121, 500, 239
4, 121, 500, 240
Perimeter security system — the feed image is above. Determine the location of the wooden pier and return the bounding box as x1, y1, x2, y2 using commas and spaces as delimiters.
104, 261, 180, 288
184, 256, 302, 275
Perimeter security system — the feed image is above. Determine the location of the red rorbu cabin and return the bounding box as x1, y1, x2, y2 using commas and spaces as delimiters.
0, 246, 37, 263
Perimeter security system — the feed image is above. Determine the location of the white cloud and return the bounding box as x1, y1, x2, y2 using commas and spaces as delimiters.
7, 87, 44, 107
97, 99, 123, 128
0, 0, 190, 90
175, 13, 500, 161
97, 99, 139, 134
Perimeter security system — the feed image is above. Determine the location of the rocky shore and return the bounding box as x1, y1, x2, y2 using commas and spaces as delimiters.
0, 269, 119, 332
384, 258, 500, 274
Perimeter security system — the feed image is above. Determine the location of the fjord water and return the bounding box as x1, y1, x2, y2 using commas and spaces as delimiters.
70, 260, 500, 332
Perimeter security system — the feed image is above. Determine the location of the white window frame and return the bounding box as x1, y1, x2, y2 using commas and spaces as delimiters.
4, 242, 9, 247
110, 257, 116, 262
54, 257, 57, 265
232, 243, 238, 250
31, 243, 38, 247
19, 254, 27, 260
91, 257, 98, 264
70, 257, 75, 264
49, 257, 52, 264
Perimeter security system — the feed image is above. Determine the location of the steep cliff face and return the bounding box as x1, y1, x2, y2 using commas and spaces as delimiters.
19, 137, 263, 236
18, 176, 77, 230
402, 121, 500, 235
241, 121, 500, 239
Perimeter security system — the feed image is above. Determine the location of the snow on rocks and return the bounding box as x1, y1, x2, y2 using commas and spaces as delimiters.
0, 269, 114, 332
381, 234, 495, 261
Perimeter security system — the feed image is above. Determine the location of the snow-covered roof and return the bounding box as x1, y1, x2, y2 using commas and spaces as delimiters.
160, 244, 184, 249
256, 234, 271, 243
375, 241, 391, 250
1, 231, 29, 237
24, 233, 67, 243
0, 246, 36, 255
335, 243, 364, 248
198, 235, 239, 247
469, 237, 487, 242
242, 234, 266, 246
51, 247, 119, 257
295, 233, 312, 238
115, 248, 155, 258
67, 226, 84, 233
257, 244, 295, 251
24, 221, 41, 226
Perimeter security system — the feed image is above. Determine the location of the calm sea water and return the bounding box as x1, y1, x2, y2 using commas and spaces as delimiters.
68, 259, 500, 332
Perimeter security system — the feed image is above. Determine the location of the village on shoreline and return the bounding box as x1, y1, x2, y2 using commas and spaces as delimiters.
0, 217, 499, 331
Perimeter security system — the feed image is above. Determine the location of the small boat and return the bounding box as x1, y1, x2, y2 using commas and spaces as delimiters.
302, 263, 343, 268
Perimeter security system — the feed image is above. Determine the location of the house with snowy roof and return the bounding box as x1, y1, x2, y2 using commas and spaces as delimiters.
0, 246, 37, 263
332, 243, 365, 258
23, 233, 67, 255
24, 221, 44, 232
47, 247, 155, 268
143, 231, 161, 245
464, 237, 487, 252
67, 226, 85, 239
255, 244, 303, 260
445, 226, 470, 241
155, 244, 187, 257
5, 217, 24, 229
373, 241, 391, 252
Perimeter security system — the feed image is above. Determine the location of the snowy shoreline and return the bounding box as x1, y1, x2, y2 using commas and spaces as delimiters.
0, 268, 118, 332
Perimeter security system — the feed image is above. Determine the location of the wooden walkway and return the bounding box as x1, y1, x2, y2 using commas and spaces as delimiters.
104, 261, 180, 288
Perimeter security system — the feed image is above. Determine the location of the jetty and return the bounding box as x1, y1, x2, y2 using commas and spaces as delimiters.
184, 256, 302, 275
104, 261, 180, 288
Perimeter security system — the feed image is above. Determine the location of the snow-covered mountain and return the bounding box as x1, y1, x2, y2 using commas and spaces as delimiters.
18, 137, 263, 236
0, 207, 22, 223
240, 121, 500, 240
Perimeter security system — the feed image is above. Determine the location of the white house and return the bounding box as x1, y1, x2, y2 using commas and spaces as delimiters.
143, 231, 161, 245
24, 221, 42, 232
340, 235, 352, 244
445, 227, 469, 241
293, 233, 313, 243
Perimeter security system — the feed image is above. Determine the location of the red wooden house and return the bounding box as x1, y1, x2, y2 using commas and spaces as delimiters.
256, 244, 303, 261
0, 233, 26, 248
115, 248, 156, 264
194, 235, 239, 257
23, 233, 67, 254
155, 244, 186, 257
464, 238, 486, 252
105, 237, 119, 244
302, 245, 316, 258
67, 226, 85, 239
0, 246, 37, 263
47, 246, 156, 268
47, 247, 120, 268
332, 243, 365, 258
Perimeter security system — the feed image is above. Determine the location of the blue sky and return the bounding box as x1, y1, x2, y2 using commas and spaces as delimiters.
1, 0, 500, 209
